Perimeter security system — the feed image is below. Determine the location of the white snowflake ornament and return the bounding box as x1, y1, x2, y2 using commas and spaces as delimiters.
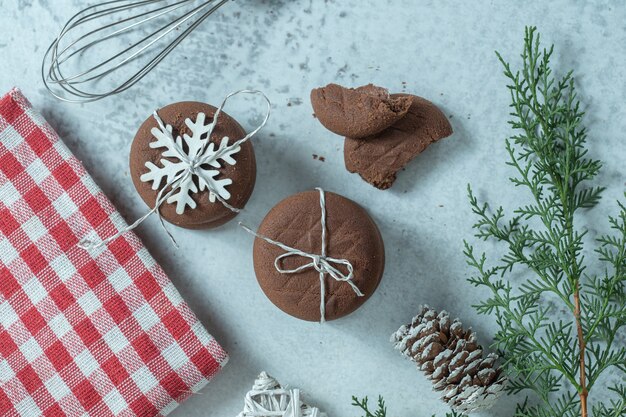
237, 372, 326, 417
140, 111, 241, 214
78, 90, 270, 251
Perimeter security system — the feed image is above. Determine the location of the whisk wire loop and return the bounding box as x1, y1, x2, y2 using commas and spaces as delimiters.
42, 0, 231, 103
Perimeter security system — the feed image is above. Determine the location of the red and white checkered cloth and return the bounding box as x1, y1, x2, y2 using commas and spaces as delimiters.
0, 89, 228, 417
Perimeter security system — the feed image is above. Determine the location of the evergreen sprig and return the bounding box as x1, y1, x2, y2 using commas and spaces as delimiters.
352, 396, 388, 417
464, 26, 626, 417
351, 396, 464, 417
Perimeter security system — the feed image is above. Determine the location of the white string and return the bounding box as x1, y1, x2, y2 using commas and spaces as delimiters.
78, 90, 271, 251
240, 188, 364, 323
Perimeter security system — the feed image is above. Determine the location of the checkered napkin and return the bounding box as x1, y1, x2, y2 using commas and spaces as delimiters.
0, 89, 228, 417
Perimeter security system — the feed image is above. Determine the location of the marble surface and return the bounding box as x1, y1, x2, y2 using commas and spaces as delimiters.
1, 1, 625, 416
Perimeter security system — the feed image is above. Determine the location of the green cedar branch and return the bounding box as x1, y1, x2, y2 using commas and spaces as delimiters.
465, 26, 626, 417
351, 396, 464, 417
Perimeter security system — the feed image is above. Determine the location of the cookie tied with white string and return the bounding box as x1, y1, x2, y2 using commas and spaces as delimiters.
130, 101, 256, 229
251, 190, 385, 321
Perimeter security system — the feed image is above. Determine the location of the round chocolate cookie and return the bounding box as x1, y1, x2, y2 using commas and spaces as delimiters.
130, 101, 256, 229
252, 190, 385, 321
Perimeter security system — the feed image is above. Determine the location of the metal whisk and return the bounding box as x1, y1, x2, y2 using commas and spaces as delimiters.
42, 0, 231, 103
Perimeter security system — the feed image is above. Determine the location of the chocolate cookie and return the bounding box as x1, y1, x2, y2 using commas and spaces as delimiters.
252, 190, 385, 322
311, 83, 413, 138
130, 101, 256, 229
344, 94, 452, 189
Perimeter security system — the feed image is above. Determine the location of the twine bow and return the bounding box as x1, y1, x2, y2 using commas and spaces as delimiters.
241, 188, 364, 323
79, 90, 271, 250
238, 372, 324, 417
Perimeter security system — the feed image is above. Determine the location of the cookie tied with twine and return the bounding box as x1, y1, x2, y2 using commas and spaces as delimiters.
79, 90, 270, 250
242, 189, 385, 322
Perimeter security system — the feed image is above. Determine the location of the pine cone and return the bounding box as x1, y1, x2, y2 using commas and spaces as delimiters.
391, 306, 506, 413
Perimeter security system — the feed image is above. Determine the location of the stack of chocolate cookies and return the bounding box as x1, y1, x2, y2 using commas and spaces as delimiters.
130, 101, 256, 229
311, 83, 453, 189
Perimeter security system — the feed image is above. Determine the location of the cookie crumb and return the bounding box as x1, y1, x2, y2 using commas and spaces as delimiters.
287, 98, 303, 107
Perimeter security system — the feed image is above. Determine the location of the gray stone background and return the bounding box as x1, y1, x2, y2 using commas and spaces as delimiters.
1, 1, 625, 416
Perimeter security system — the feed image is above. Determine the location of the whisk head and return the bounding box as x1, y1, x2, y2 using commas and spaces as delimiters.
42, 0, 231, 103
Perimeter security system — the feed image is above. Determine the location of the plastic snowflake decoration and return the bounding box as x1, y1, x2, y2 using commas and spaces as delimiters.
140, 112, 240, 214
